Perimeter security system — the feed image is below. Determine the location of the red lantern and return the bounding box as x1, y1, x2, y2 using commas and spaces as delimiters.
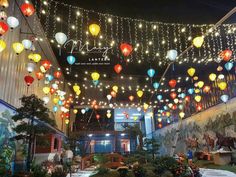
170, 92, 177, 99
54, 71, 62, 79
111, 91, 116, 97
185, 96, 190, 102
196, 104, 202, 111
24, 75, 34, 86
41, 60, 51, 70
129, 95, 134, 101
96, 114, 100, 120
50, 88, 56, 94
203, 86, 210, 93
172, 105, 177, 110
169, 79, 177, 88
120, 43, 133, 57
0, 21, 8, 36
158, 123, 162, 129
114, 64, 122, 74
220, 49, 232, 62
20, 3, 35, 17
35, 72, 44, 80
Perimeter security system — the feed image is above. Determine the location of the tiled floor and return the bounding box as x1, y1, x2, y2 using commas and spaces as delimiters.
200, 168, 236, 177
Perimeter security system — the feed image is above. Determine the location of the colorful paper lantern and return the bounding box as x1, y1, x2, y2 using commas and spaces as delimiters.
169, 79, 177, 88
193, 36, 204, 48
22, 39, 32, 50
220, 94, 229, 103
209, 73, 216, 81
0, 22, 8, 36
91, 72, 100, 81
147, 68, 155, 78
114, 64, 122, 74
20, 3, 35, 17
0, 39, 6, 52
203, 86, 210, 93
73, 109, 78, 114
32, 53, 41, 63
73, 84, 80, 93
188, 88, 194, 94
106, 94, 112, 101
220, 49, 232, 62
157, 95, 162, 100
111, 90, 116, 97
153, 82, 160, 89
197, 81, 204, 88
167, 49, 178, 61
224, 62, 233, 71
218, 81, 227, 91
194, 95, 202, 102
143, 103, 149, 110
196, 104, 202, 111
96, 114, 101, 120
41, 60, 51, 70
106, 112, 112, 118
120, 43, 133, 57
26, 62, 35, 73
81, 109, 86, 114
179, 112, 185, 119
24, 75, 34, 86
35, 72, 43, 80
54, 71, 62, 79
76, 90, 81, 96
12, 42, 24, 55
43, 86, 50, 94
129, 95, 134, 101
42, 96, 50, 105
65, 119, 70, 125
89, 23, 100, 37
137, 90, 143, 98
92, 80, 99, 86
67, 55, 76, 65
170, 92, 177, 99
7, 16, 19, 29
55, 32, 67, 45
187, 67, 195, 77
0, 0, 9, 8
53, 106, 58, 112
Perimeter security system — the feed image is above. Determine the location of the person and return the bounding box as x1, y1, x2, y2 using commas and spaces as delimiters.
187, 149, 193, 164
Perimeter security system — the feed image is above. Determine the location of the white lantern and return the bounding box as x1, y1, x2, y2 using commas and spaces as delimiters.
42, 96, 50, 105
218, 74, 225, 80
106, 94, 112, 101
137, 107, 141, 112
167, 49, 178, 61
109, 103, 113, 108
52, 83, 59, 89
220, 94, 229, 103
30, 44, 36, 51
0, 11, 7, 20
55, 32, 67, 45
22, 39, 32, 50
7, 16, 19, 29
81, 109, 86, 114
26, 62, 35, 73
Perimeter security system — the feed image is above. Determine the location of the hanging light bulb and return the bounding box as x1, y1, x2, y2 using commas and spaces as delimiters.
193, 36, 204, 48
12, 42, 24, 55
26, 62, 35, 73
89, 23, 101, 37
0, 39, 6, 52
22, 39, 32, 50
7, 16, 19, 29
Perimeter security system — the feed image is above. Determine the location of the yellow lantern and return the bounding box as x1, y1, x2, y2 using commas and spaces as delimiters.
40, 65, 47, 73
89, 24, 101, 37
209, 73, 216, 81
0, 0, 9, 8
137, 90, 143, 98
32, 53, 42, 63
157, 118, 162, 122
0, 39, 6, 52
28, 53, 34, 60
76, 90, 81, 96
112, 85, 118, 93
194, 95, 202, 102
53, 97, 59, 104
193, 76, 198, 81
12, 42, 24, 55
73, 84, 80, 93
193, 36, 204, 48
43, 86, 50, 94
166, 112, 171, 117
218, 81, 227, 91
179, 112, 185, 119
73, 109, 78, 114
91, 72, 100, 81
65, 119, 70, 125
143, 103, 149, 110
195, 89, 200, 94
106, 112, 111, 118
187, 67, 195, 77
197, 81, 204, 88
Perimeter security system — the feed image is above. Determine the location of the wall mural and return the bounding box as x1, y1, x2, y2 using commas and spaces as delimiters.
154, 98, 236, 155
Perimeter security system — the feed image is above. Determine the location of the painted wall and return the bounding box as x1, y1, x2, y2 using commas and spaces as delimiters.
0, 0, 71, 132
153, 97, 236, 155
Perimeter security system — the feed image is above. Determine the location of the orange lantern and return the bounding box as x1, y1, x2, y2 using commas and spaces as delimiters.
41, 60, 51, 70
111, 91, 116, 97
35, 71, 44, 80
54, 71, 62, 79
203, 86, 210, 93
129, 95, 134, 101
169, 79, 177, 88
170, 92, 177, 99
114, 64, 122, 74
219, 49, 232, 62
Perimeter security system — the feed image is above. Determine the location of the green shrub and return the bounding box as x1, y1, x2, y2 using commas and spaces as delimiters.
153, 156, 178, 175
161, 171, 173, 177
31, 164, 48, 177
132, 164, 146, 177
117, 168, 129, 177
96, 167, 109, 175
51, 168, 67, 177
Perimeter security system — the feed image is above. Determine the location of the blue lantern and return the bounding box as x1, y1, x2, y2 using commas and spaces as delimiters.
93, 80, 99, 86
153, 82, 160, 89
157, 95, 162, 100
147, 68, 155, 78
179, 93, 186, 99
58, 100, 63, 106
220, 94, 229, 103
188, 88, 194, 95
224, 62, 233, 71
164, 106, 168, 110
67, 55, 76, 65
46, 74, 54, 82
53, 106, 58, 112
85, 107, 89, 112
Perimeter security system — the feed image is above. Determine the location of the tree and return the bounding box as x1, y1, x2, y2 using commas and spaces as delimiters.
125, 124, 144, 150
144, 138, 160, 160
12, 95, 55, 171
